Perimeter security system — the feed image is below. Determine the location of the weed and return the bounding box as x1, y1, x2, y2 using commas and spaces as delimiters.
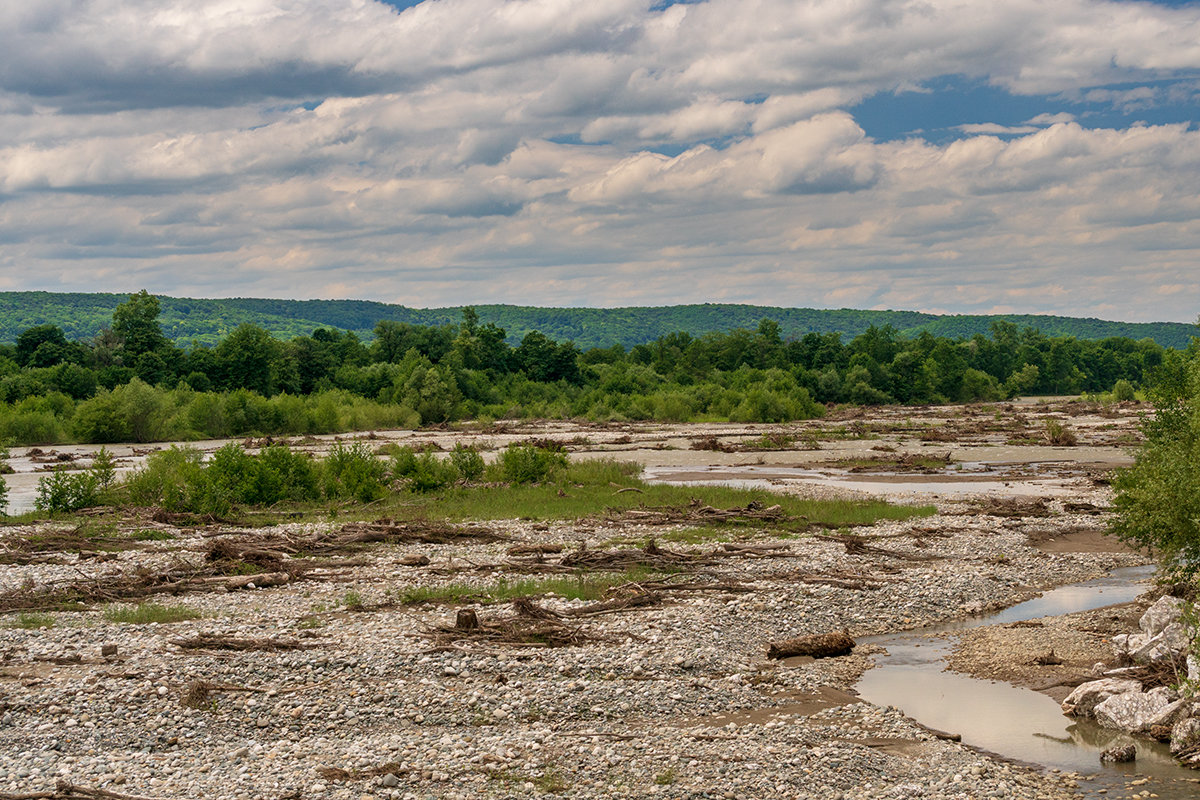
7, 612, 55, 629
398, 570, 661, 605
533, 767, 569, 793
103, 602, 203, 624
343, 590, 365, 610
654, 768, 677, 786
1042, 419, 1078, 446
129, 529, 176, 541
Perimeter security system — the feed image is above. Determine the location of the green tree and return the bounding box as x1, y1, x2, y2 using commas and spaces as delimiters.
1112, 340, 1200, 574
111, 290, 170, 359
215, 324, 279, 394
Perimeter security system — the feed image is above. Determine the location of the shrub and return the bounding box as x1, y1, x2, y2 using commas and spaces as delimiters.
35, 471, 100, 513
449, 442, 485, 482
1042, 419, 1078, 446
493, 444, 568, 484
322, 441, 388, 502
91, 447, 116, 490
123, 446, 206, 511
1111, 379, 1136, 403
390, 445, 459, 493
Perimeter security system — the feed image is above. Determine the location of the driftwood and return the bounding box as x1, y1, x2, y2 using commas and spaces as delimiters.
0, 780, 166, 800
605, 499, 786, 526
224, 571, 291, 591
170, 633, 315, 652
816, 534, 939, 562
766, 631, 855, 660
431, 600, 596, 648
317, 763, 408, 782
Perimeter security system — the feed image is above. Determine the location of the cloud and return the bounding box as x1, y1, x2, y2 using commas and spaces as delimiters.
2, 0, 1200, 323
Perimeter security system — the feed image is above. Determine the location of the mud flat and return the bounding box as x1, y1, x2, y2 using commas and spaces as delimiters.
0, 400, 1176, 800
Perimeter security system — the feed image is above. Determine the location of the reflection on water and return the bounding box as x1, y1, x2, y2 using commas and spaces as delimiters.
855, 566, 1199, 798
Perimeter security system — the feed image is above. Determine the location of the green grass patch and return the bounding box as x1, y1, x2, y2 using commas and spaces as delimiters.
346, 458, 933, 529
7, 612, 56, 629
128, 529, 176, 541
400, 568, 664, 605
103, 602, 203, 624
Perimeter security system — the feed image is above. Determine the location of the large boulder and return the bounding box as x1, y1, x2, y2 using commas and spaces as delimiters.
1140, 596, 1184, 638
1171, 717, 1200, 755
1130, 622, 1192, 665
1094, 687, 1175, 733
1062, 678, 1143, 718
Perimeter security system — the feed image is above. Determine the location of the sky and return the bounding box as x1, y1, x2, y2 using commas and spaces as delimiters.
2, 0, 1200, 322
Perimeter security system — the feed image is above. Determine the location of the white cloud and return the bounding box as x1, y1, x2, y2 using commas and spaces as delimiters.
2, 0, 1200, 322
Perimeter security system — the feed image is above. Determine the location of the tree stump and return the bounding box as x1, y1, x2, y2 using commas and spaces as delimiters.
455, 609, 480, 630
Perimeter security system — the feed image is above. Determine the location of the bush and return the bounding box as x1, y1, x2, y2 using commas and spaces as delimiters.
322, 441, 388, 502
449, 442, 485, 482
123, 446, 206, 511
0, 448, 8, 515
390, 445, 459, 493
493, 444, 568, 484
35, 471, 100, 513
1111, 379, 1136, 403
1112, 349, 1200, 575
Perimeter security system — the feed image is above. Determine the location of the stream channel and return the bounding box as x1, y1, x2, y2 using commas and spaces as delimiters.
644, 466, 1200, 797
855, 565, 1200, 798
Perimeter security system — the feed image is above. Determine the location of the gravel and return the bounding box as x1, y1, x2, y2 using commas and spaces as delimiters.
0, 421, 1147, 800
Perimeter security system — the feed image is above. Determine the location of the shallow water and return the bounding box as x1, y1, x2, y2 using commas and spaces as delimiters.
642, 463, 1079, 498
855, 566, 1200, 798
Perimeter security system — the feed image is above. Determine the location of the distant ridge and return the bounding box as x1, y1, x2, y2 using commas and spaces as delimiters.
0, 291, 1194, 350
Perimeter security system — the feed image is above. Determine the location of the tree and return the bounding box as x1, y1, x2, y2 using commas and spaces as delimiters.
1112, 340, 1200, 575
214, 324, 279, 394
111, 290, 170, 359
15, 324, 69, 367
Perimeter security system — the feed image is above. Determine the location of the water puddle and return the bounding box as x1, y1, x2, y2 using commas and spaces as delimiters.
855, 566, 1200, 798
643, 463, 1078, 499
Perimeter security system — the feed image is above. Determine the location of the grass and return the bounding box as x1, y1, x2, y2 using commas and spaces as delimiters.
7, 612, 55, 629
103, 602, 203, 624
319, 458, 934, 530
654, 768, 678, 786
129, 529, 176, 541
399, 568, 666, 605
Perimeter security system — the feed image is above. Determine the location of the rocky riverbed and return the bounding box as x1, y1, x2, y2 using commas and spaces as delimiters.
1, 402, 1187, 800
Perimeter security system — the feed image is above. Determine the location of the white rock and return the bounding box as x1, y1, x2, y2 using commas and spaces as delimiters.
1130, 622, 1193, 665
1094, 688, 1174, 733
1140, 596, 1184, 639
1170, 717, 1200, 754
1061, 679, 1143, 718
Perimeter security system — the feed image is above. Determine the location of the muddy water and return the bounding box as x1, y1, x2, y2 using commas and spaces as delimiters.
856, 566, 1200, 799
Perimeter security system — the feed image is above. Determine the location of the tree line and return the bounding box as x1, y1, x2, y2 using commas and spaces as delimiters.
0, 291, 1182, 445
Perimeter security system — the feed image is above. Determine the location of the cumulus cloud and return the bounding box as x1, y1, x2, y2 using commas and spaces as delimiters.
1, 0, 1200, 322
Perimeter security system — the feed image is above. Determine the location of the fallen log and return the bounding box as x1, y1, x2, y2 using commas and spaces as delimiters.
225, 572, 290, 591
766, 631, 855, 660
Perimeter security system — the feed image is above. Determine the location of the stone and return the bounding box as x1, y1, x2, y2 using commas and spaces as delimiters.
380, 773, 400, 787
1129, 622, 1192, 664
1094, 688, 1174, 733
1061, 679, 1143, 718
1099, 743, 1136, 763
100, 644, 118, 658
1139, 596, 1184, 639
1170, 717, 1200, 755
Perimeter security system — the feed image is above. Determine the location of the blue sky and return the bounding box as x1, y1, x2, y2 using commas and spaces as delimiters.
1, 0, 1199, 322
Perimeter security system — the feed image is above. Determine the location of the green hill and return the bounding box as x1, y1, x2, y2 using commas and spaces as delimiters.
0, 291, 1193, 349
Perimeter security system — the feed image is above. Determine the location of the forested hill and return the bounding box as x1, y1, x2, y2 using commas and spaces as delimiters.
0, 291, 1193, 349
